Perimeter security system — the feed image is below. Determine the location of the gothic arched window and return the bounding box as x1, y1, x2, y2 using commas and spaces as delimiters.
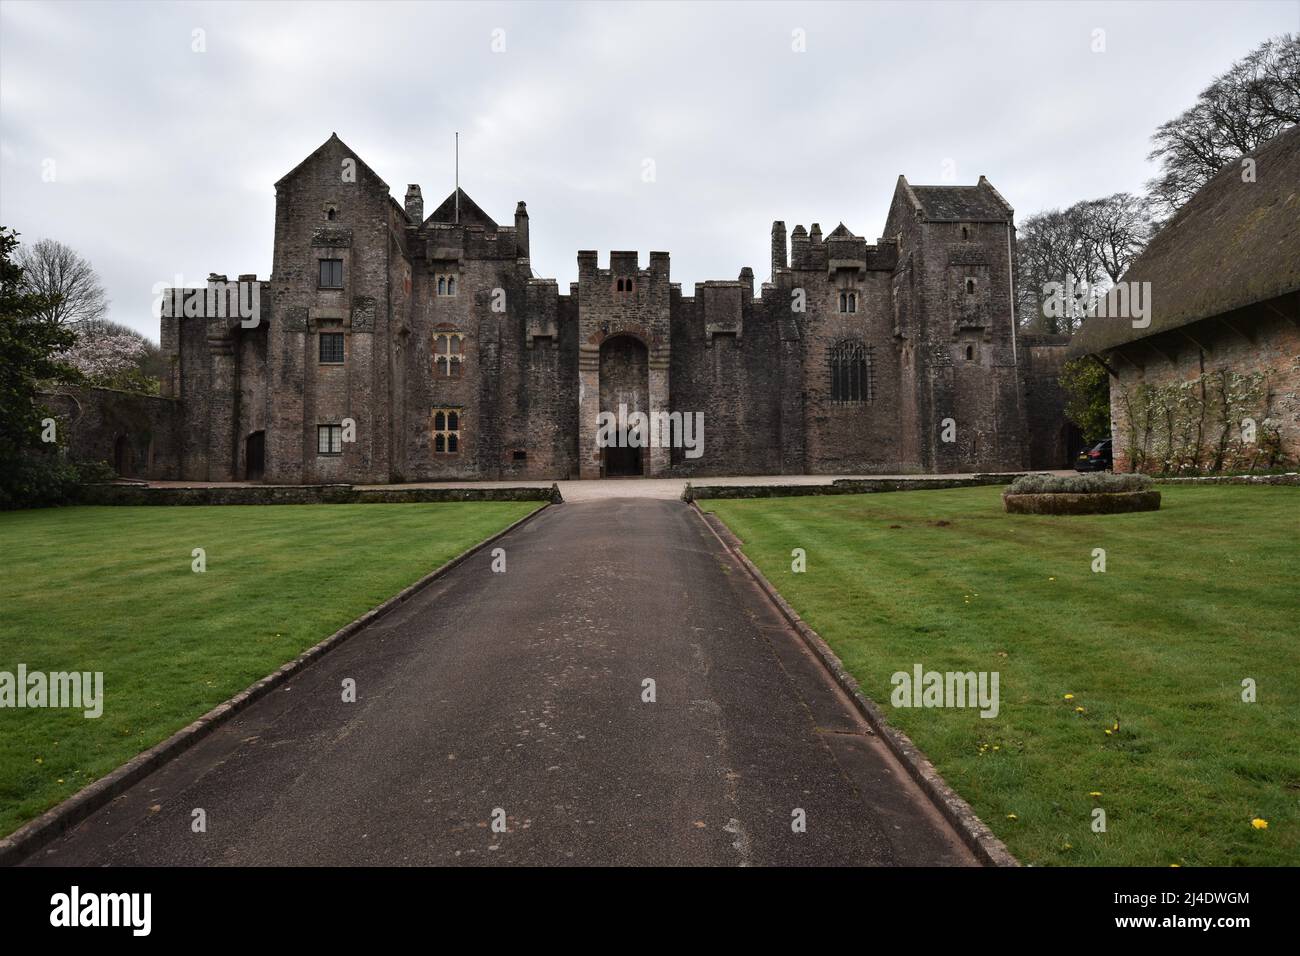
829, 340, 873, 404
433, 332, 464, 377
432, 407, 461, 455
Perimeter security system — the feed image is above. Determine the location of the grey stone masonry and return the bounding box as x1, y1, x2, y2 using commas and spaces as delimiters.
159, 134, 1063, 483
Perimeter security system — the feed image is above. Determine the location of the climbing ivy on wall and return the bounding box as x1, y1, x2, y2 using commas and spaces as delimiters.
1115, 368, 1286, 474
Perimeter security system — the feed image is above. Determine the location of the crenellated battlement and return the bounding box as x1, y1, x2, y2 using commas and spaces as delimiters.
170, 132, 1042, 486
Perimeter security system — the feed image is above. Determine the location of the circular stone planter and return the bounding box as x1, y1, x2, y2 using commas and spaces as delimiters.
1003, 490, 1161, 515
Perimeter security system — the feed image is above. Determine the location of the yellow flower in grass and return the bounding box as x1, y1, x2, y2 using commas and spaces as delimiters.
1007, 813, 1018, 821
1089, 791, 1102, 798
1063, 694, 1074, 700
1104, 729, 1113, 736
1075, 706, 1086, 713
1251, 818, 1269, 830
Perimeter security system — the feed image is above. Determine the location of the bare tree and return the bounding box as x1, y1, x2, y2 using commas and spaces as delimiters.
1018, 193, 1155, 333
1147, 34, 1299, 219
1016, 205, 1101, 334
1077, 193, 1153, 284
14, 238, 109, 327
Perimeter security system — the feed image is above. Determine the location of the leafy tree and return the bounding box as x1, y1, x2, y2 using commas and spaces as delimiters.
1147, 34, 1299, 219
1060, 357, 1111, 444
0, 227, 84, 508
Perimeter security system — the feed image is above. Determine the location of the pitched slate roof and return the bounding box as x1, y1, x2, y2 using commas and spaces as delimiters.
274, 132, 389, 190
425, 188, 498, 228
1070, 124, 1300, 357
905, 177, 1013, 222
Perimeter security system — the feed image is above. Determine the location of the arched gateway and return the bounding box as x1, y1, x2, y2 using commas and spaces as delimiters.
598, 335, 648, 476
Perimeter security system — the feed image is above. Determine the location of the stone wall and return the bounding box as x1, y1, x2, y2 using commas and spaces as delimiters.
158, 135, 1062, 486
1106, 302, 1300, 473
1018, 333, 1076, 468
77, 483, 560, 506
41, 387, 183, 479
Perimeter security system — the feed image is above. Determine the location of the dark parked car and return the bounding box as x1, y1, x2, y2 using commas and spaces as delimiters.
1075, 438, 1113, 472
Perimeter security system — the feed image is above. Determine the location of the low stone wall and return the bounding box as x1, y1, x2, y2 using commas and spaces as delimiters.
1003, 490, 1161, 515
683, 474, 1026, 501
77, 483, 562, 506
1151, 473, 1300, 486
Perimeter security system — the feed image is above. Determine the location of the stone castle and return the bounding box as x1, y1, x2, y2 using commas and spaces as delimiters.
154, 133, 1069, 483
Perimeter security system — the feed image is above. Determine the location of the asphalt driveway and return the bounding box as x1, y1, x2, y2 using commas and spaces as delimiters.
25, 499, 975, 866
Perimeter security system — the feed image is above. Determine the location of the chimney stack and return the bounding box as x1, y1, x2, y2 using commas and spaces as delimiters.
404, 184, 423, 222
770, 221, 787, 280
515, 201, 530, 260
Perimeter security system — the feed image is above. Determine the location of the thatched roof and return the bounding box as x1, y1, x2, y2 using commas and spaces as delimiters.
1070, 125, 1300, 358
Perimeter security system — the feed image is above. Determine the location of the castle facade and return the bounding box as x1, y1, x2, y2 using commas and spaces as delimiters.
160, 133, 1066, 483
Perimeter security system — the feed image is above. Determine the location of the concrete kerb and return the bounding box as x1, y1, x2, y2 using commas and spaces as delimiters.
681, 474, 1025, 502
0, 501, 553, 866
689, 499, 1019, 868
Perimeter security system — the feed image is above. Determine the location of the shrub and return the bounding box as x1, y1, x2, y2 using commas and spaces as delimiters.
1007, 472, 1153, 495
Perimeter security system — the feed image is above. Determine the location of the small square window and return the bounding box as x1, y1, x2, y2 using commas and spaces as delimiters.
317, 424, 342, 455
319, 332, 344, 364
319, 259, 344, 289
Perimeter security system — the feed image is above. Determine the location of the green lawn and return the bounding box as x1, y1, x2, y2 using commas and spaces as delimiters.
0, 502, 541, 838
702, 485, 1299, 866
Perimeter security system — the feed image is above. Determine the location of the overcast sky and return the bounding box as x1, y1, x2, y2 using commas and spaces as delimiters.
2, 0, 1296, 339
